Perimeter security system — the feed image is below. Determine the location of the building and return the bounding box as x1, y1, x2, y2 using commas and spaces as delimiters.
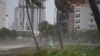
74, 4, 97, 31
56, 0, 86, 32
57, 10, 67, 32
0, 0, 6, 29
14, 0, 45, 32
11, 22, 15, 30
67, 12, 74, 32
66, 0, 86, 32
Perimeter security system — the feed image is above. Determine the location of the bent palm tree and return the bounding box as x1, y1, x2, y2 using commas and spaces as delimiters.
55, 0, 74, 49
26, 0, 40, 50
25, 0, 45, 50
56, 9, 63, 49
25, 0, 42, 50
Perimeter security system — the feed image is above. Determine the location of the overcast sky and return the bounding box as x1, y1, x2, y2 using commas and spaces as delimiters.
6, 0, 18, 27
45, 0, 56, 24
6, 0, 56, 27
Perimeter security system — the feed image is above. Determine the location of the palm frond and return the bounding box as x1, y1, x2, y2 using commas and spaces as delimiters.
55, 0, 73, 12
26, 0, 31, 6
31, 0, 46, 7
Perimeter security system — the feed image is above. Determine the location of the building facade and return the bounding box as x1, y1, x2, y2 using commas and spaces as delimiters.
67, 12, 75, 32
14, 0, 45, 32
57, 10, 67, 32
0, 0, 6, 29
74, 4, 97, 31
66, 0, 86, 32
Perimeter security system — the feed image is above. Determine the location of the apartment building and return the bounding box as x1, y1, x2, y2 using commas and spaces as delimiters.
0, 0, 6, 29
14, 0, 45, 32
74, 4, 98, 31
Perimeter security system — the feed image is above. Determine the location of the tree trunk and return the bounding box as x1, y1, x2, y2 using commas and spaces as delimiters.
57, 10, 63, 49
25, 0, 40, 50
39, 0, 42, 23
88, 0, 100, 32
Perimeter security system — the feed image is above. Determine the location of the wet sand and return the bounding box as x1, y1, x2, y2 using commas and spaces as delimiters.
0, 43, 36, 56
0, 47, 37, 56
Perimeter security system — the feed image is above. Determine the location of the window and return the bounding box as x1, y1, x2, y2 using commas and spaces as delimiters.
76, 19, 80, 24
90, 25, 93, 28
76, 13, 80, 18
76, 25, 80, 29
89, 25, 95, 28
90, 19, 93, 22
75, 7, 80, 12
89, 13, 93, 16
89, 19, 94, 22
91, 14, 93, 16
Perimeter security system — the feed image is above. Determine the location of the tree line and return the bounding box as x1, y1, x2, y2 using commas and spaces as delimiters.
0, 28, 18, 40
38, 21, 58, 37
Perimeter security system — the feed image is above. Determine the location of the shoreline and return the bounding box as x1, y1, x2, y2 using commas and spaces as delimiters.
0, 43, 36, 54
0, 46, 36, 54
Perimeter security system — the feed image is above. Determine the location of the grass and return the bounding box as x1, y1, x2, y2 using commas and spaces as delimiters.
17, 44, 100, 56
18, 49, 100, 56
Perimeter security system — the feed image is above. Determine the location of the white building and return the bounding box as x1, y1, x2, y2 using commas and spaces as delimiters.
74, 4, 98, 31
14, 0, 45, 33
0, 0, 6, 29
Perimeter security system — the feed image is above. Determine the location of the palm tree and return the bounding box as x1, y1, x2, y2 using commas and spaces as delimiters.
88, 0, 100, 47
55, 0, 74, 49
55, 0, 73, 12
25, 0, 46, 50
25, 0, 41, 50
88, 0, 100, 32
56, 9, 63, 49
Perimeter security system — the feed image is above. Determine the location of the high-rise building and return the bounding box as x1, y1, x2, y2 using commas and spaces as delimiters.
14, 0, 45, 33
74, 4, 98, 31
0, 0, 6, 29
66, 0, 86, 32
67, 12, 74, 32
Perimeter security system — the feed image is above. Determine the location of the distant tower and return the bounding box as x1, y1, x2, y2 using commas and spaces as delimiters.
0, 0, 6, 29
14, 0, 45, 32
